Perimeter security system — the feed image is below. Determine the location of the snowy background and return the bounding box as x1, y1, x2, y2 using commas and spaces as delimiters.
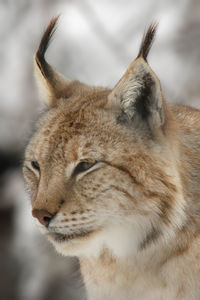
0, 0, 200, 299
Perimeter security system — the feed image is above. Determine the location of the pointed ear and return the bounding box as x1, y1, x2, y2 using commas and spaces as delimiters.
34, 16, 71, 107
107, 24, 165, 135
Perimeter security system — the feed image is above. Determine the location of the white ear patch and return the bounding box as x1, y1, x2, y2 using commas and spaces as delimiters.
107, 58, 163, 129
109, 61, 156, 114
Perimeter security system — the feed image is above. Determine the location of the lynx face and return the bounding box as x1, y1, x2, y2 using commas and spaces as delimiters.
24, 18, 186, 259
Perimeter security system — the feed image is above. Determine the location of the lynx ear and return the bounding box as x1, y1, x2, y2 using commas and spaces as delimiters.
107, 24, 165, 134
34, 16, 71, 107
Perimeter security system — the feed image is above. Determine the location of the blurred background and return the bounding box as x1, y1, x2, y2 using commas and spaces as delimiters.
0, 0, 200, 299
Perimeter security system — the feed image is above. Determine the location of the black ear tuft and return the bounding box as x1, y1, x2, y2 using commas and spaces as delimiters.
137, 22, 158, 61
35, 15, 60, 78
34, 15, 72, 107
108, 22, 164, 136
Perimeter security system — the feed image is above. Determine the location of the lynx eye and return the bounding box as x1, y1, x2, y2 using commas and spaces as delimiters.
31, 160, 40, 171
73, 161, 97, 177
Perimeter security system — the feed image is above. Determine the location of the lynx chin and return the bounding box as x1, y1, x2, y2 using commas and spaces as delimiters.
23, 16, 200, 300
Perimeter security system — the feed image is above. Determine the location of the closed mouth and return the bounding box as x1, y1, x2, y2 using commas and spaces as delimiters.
50, 230, 93, 243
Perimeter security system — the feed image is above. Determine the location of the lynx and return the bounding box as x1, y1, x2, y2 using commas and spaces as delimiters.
23, 16, 200, 300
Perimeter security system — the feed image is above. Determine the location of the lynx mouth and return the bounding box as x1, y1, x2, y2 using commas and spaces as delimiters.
50, 230, 93, 243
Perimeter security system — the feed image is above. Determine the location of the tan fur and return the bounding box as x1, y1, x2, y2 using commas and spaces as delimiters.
23, 18, 200, 299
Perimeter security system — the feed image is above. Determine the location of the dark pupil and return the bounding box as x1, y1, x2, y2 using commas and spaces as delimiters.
31, 161, 40, 170
73, 161, 95, 176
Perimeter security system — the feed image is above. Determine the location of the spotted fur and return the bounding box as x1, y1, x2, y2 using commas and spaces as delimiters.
23, 17, 200, 300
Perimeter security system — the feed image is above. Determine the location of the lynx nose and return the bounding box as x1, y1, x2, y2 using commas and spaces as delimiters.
32, 209, 54, 227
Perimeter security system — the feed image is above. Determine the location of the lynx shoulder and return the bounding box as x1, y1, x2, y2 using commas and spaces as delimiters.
23, 16, 200, 300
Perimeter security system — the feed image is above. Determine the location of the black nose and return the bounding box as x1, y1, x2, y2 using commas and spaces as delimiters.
32, 209, 53, 226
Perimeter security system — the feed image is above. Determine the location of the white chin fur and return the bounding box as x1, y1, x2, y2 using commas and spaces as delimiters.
47, 222, 147, 259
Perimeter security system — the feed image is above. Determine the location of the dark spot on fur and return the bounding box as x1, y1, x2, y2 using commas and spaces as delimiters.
140, 226, 160, 250
62, 219, 69, 222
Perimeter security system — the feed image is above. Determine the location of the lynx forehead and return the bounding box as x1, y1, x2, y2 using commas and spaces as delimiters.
23, 16, 200, 300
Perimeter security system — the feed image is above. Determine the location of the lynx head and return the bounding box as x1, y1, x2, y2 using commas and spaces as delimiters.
23, 17, 185, 258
